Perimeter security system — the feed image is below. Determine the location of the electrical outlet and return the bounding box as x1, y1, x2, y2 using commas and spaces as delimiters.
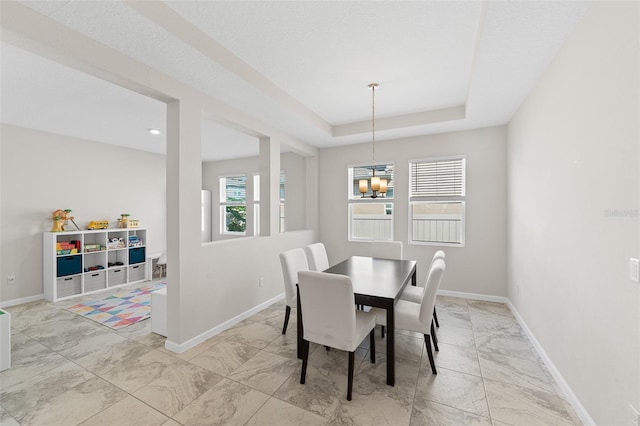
630, 258, 639, 283
7, 275, 16, 285
630, 404, 639, 426
258, 277, 264, 288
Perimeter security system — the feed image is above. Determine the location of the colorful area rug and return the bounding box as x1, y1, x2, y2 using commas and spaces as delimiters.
67, 282, 166, 330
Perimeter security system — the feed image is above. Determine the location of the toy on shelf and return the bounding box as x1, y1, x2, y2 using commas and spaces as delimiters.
56, 241, 79, 255
107, 238, 126, 249
118, 214, 129, 228
87, 220, 109, 230
118, 214, 140, 228
50, 209, 80, 232
84, 244, 105, 252
128, 235, 144, 247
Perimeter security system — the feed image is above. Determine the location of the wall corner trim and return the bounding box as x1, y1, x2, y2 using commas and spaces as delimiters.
163, 292, 286, 354
438, 289, 595, 425
0, 294, 44, 309
506, 300, 596, 426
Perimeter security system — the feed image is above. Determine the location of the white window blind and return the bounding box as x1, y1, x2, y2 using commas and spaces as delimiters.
409, 156, 466, 246
222, 176, 247, 203
410, 158, 465, 198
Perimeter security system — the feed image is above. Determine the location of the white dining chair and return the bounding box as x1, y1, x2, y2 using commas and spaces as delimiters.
304, 242, 330, 272
371, 240, 403, 260
156, 252, 167, 279
400, 250, 445, 327
297, 270, 376, 400
370, 258, 446, 375
279, 248, 309, 335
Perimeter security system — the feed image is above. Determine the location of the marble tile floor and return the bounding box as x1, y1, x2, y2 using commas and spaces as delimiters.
1, 286, 583, 426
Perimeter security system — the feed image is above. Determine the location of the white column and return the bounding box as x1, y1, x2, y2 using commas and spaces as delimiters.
166, 99, 202, 345
259, 137, 280, 236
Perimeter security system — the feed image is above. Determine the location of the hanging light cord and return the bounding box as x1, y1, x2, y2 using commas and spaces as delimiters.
369, 83, 378, 177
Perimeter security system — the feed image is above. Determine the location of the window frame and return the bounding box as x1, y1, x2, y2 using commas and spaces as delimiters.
219, 174, 247, 236
408, 155, 466, 247
347, 161, 394, 242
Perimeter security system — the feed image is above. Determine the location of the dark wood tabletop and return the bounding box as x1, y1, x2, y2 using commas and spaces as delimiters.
324, 256, 417, 300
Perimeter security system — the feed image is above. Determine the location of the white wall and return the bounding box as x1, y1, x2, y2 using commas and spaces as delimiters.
0, 124, 167, 304
318, 126, 508, 295
507, 2, 639, 424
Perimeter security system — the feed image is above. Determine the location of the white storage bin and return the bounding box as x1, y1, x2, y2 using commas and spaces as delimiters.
84, 270, 106, 292
108, 268, 126, 287
57, 276, 81, 298
128, 264, 145, 282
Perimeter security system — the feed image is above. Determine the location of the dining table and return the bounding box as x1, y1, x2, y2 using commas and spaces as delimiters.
297, 255, 417, 386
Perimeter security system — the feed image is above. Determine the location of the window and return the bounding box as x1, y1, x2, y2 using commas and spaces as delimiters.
279, 173, 286, 233
409, 156, 465, 246
220, 175, 246, 234
347, 163, 394, 241
253, 174, 260, 236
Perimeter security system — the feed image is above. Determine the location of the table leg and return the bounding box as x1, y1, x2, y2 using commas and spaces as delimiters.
296, 284, 303, 359
411, 269, 416, 286
386, 303, 395, 386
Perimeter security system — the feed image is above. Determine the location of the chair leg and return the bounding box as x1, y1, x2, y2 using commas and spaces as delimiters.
381, 325, 385, 338
300, 339, 310, 384
282, 305, 291, 335
424, 334, 437, 375
430, 321, 439, 352
433, 307, 440, 328
369, 329, 376, 364
347, 351, 355, 401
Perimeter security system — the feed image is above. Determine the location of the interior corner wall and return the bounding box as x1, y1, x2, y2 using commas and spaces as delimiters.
506, 2, 639, 424
318, 126, 508, 295
0, 124, 167, 304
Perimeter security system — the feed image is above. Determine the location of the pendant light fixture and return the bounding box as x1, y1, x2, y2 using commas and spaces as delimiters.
359, 83, 387, 198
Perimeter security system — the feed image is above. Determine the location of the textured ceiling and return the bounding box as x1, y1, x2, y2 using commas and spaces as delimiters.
0, 1, 590, 160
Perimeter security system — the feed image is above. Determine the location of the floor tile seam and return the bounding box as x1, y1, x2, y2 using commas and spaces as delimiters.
469, 312, 495, 425
481, 375, 572, 406
356, 348, 420, 401
482, 380, 580, 426
72, 391, 164, 426
224, 375, 276, 399
33, 354, 135, 426
218, 346, 281, 380
408, 338, 425, 423
475, 351, 557, 393
431, 361, 483, 379
268, 393, 337, 423
239, 395, 273, 426
128, 382, 208, 424
414, 396, 493, 422
475, 341, 546, 369
434, 364, 484, 381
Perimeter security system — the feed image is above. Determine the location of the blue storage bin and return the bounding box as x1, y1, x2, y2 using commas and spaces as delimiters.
57, 255, 82, 277
129, 247, 146, 265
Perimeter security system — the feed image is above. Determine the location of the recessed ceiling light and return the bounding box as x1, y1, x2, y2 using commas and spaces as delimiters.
148, 128, 161, 135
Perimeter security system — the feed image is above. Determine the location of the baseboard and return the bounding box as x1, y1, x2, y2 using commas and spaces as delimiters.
438, 289, 508, 304
164, 292, 285, 354
437, 289, 594, 425
0, 294, 44, 308
506, 300, 595, 426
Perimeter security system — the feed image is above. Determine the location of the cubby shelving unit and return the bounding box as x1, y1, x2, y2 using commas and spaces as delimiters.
43, 228, 148, 302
